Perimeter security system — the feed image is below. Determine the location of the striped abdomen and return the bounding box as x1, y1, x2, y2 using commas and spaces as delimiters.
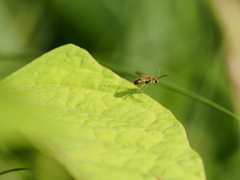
134, 78, 145, 85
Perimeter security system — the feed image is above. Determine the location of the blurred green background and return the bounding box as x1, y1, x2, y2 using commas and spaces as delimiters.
0, 0, 240, 179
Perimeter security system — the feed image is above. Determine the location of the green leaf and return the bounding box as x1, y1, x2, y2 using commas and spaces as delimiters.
0, 44, 205, 180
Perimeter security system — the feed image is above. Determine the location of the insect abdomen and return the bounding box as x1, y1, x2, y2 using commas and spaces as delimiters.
134, 78, 144, 85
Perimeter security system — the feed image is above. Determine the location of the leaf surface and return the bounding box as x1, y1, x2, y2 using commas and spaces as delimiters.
0, 44, 205, 180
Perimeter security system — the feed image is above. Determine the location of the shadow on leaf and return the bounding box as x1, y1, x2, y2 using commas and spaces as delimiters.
114, 88, 144, 102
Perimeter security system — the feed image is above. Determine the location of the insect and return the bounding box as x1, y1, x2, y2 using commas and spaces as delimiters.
134, 67, 167, 92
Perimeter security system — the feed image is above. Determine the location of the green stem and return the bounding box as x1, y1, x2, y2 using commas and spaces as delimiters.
0, 168, 30, 175
161, 81, 240, 121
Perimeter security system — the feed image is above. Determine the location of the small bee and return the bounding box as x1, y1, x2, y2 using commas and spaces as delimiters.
134, 67, 167, 92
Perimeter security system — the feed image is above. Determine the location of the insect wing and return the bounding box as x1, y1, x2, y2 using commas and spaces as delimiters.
135, 71, 147, 78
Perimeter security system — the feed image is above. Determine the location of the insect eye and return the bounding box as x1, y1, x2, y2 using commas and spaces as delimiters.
155, 80, 158, 83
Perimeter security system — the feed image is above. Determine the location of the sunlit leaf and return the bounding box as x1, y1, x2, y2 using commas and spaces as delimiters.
0, 44, 205, 180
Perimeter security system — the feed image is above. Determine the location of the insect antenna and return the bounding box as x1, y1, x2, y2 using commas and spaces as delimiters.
158, 75, 167, 79
157, 67, 167, 79
157, 67, 161, 77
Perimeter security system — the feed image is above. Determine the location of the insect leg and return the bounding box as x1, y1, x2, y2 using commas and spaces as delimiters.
137, 84, 146, 92
151, 81, 154, 87
142, 84, 148, 92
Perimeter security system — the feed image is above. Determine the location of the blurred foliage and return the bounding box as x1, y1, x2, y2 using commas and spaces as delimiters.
0, 0, 239, 179
0, 92, 74, 180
